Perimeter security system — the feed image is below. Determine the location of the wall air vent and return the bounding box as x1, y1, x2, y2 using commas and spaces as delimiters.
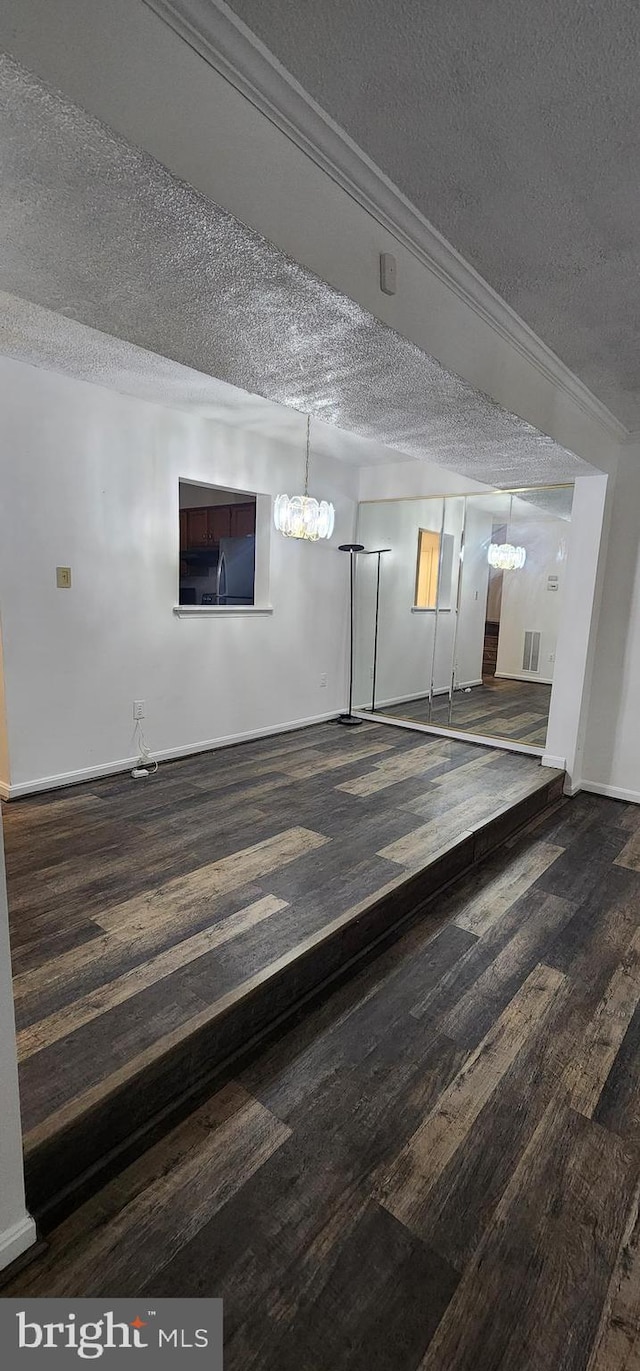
522, 631, 541, 672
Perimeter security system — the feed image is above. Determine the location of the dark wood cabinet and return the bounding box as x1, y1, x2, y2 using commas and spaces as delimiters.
186, 507, 210, 548
181, 501, 256, 551
230, 503, 256, 537
209, 506, 231, 542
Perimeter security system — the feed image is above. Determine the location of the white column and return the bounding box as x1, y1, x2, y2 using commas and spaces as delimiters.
543, 471, 612, 790
0, 805, 36, 1269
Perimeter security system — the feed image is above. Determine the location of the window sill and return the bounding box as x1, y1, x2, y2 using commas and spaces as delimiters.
173, 605, 273, 618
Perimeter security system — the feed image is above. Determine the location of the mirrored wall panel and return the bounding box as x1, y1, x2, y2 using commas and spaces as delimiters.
354, 485, 573, 748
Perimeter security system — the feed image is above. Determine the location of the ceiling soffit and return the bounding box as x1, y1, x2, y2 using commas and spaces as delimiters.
0, 54, 596, 486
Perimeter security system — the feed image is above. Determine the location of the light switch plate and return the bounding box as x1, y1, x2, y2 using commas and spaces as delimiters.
379, 251, 397, 295
56, 566, 72, 589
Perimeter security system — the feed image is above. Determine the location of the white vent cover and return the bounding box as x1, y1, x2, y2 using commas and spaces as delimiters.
522, 631, 541, 672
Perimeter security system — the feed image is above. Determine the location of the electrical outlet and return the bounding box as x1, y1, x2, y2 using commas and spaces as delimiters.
320, 673, 328, 689
56, 566, 72, 589
133, 700, 145, 720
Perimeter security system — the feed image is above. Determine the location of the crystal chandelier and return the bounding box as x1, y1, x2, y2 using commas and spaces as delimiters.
274, 415, 335, 541
488, 542, 527, 571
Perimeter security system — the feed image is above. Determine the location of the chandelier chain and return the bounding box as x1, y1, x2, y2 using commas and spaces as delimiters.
304, 413, 310, 496
273, 410, 335, 541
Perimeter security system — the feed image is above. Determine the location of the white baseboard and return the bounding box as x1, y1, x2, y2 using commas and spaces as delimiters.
355, 680, 483, 712
494, 671, 554, 686
1, 710, 342, 800
541, 754, 566, 772
578, 779, 640, 805
0, 1214, 37, 1272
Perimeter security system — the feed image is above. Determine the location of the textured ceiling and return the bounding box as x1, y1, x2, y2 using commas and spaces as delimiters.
0, 292, 409, 467
0, 54, 594, 486
225, 0, 640, 428
515, 486, 574, 522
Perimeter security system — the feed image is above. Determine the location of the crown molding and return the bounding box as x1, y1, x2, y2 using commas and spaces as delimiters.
143, 0, 628, 448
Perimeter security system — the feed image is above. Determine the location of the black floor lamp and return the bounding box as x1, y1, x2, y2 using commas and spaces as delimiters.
337, 543, 365, 726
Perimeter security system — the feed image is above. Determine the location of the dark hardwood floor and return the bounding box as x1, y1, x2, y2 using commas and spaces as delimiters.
4, 722, 555, 1175
5, 788, 640, 1371
380, 676, 552, 747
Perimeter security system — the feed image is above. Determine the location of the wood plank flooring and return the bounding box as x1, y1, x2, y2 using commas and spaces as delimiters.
381, 676, 552, 746
4, 721, 558, 1188
5, 788, 640, 1371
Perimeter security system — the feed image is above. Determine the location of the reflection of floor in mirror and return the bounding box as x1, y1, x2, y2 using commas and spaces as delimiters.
379, 677, 552, 746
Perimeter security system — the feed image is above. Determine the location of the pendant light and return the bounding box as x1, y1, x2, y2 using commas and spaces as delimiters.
487, 542, 527, 571
274, 415, 335, 541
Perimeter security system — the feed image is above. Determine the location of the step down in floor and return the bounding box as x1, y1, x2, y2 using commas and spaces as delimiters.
24, 767, 565, 1228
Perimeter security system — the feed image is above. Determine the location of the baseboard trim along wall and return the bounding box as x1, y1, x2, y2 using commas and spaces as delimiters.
354, 680, 483, 711
541, 754, 567, 771
494, 671, 554, 686
578, 779, 640, 804
1, 710, 343, 799
0, 1215, 37, 1273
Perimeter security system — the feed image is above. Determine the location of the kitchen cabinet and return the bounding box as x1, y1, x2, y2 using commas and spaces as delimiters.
209, 506, 231, 541
186, 507, 210, 548
181, 501, 256, 549
230, 503, 256, 537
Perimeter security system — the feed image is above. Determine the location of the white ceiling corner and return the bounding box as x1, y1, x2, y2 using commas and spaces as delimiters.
142, 0, 628, 447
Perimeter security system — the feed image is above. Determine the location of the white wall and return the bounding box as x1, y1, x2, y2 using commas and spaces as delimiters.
0, 807, 36, 1268
359, 461, 489, 502
496, 506, 569, 684
579, 447, 640, 800
0, 619, 10, 789
0, 355, 358, 794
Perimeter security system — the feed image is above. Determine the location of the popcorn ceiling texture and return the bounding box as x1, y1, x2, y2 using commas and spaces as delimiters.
0, 292, 409, 468
0, 55, 593, 486
226, 0, 640, 429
